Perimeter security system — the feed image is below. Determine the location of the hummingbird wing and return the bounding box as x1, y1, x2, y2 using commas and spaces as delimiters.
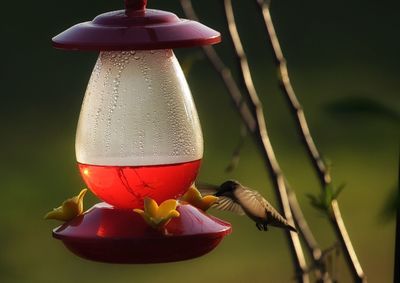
196, 182, 219, 196
196, 182, 245, 215
212, 196, 245, 215
196, 183, 245, 215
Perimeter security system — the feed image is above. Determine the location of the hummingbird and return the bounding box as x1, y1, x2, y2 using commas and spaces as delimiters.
198, 180, 297, 232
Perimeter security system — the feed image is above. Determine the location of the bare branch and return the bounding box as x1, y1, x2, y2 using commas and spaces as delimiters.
288, 190, 331, 282
179, 0, 326, 282
254, 0, 367, 282
225, 125, 247, 172
222, 0, 308, 281
180, 0, 256, 132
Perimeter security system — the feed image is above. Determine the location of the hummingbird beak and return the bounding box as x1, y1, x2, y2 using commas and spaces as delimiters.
214, 191, 222, 197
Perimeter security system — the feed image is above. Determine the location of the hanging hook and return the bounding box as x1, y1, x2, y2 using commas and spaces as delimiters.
124, 0, 147, 13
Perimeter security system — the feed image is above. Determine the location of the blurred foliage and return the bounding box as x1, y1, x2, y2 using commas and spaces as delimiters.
324, 95, 400, 124
381, 187, 400, 222
307, 183, 346, 212
1, 0, 399, 283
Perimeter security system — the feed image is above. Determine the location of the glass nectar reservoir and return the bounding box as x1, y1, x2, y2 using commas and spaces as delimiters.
76, 50, 203, 208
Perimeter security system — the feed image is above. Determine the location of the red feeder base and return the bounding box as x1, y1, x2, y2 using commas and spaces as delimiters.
53, 202, 231, 263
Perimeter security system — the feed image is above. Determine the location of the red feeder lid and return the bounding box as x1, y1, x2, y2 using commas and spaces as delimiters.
52, 0, 221, 51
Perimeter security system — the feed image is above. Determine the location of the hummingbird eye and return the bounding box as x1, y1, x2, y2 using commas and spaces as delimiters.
220, 180, 238, 192
223, 180, 236, 191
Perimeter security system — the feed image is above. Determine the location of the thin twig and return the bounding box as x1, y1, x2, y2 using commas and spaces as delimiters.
180, 0, 256, 132
179, 0, 326, 281
288, 190, 331, 282
225, 125, 247, 172
254, 0, 367, 282
222, 0, 309, 281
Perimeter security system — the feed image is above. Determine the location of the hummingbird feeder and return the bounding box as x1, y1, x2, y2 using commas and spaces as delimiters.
50, 0, 231, 263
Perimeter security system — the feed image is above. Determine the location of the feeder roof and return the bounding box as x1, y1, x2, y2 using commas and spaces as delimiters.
52, 7, 221, 51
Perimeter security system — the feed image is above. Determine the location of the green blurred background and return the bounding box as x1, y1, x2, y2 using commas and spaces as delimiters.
1, 0, 399, 282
